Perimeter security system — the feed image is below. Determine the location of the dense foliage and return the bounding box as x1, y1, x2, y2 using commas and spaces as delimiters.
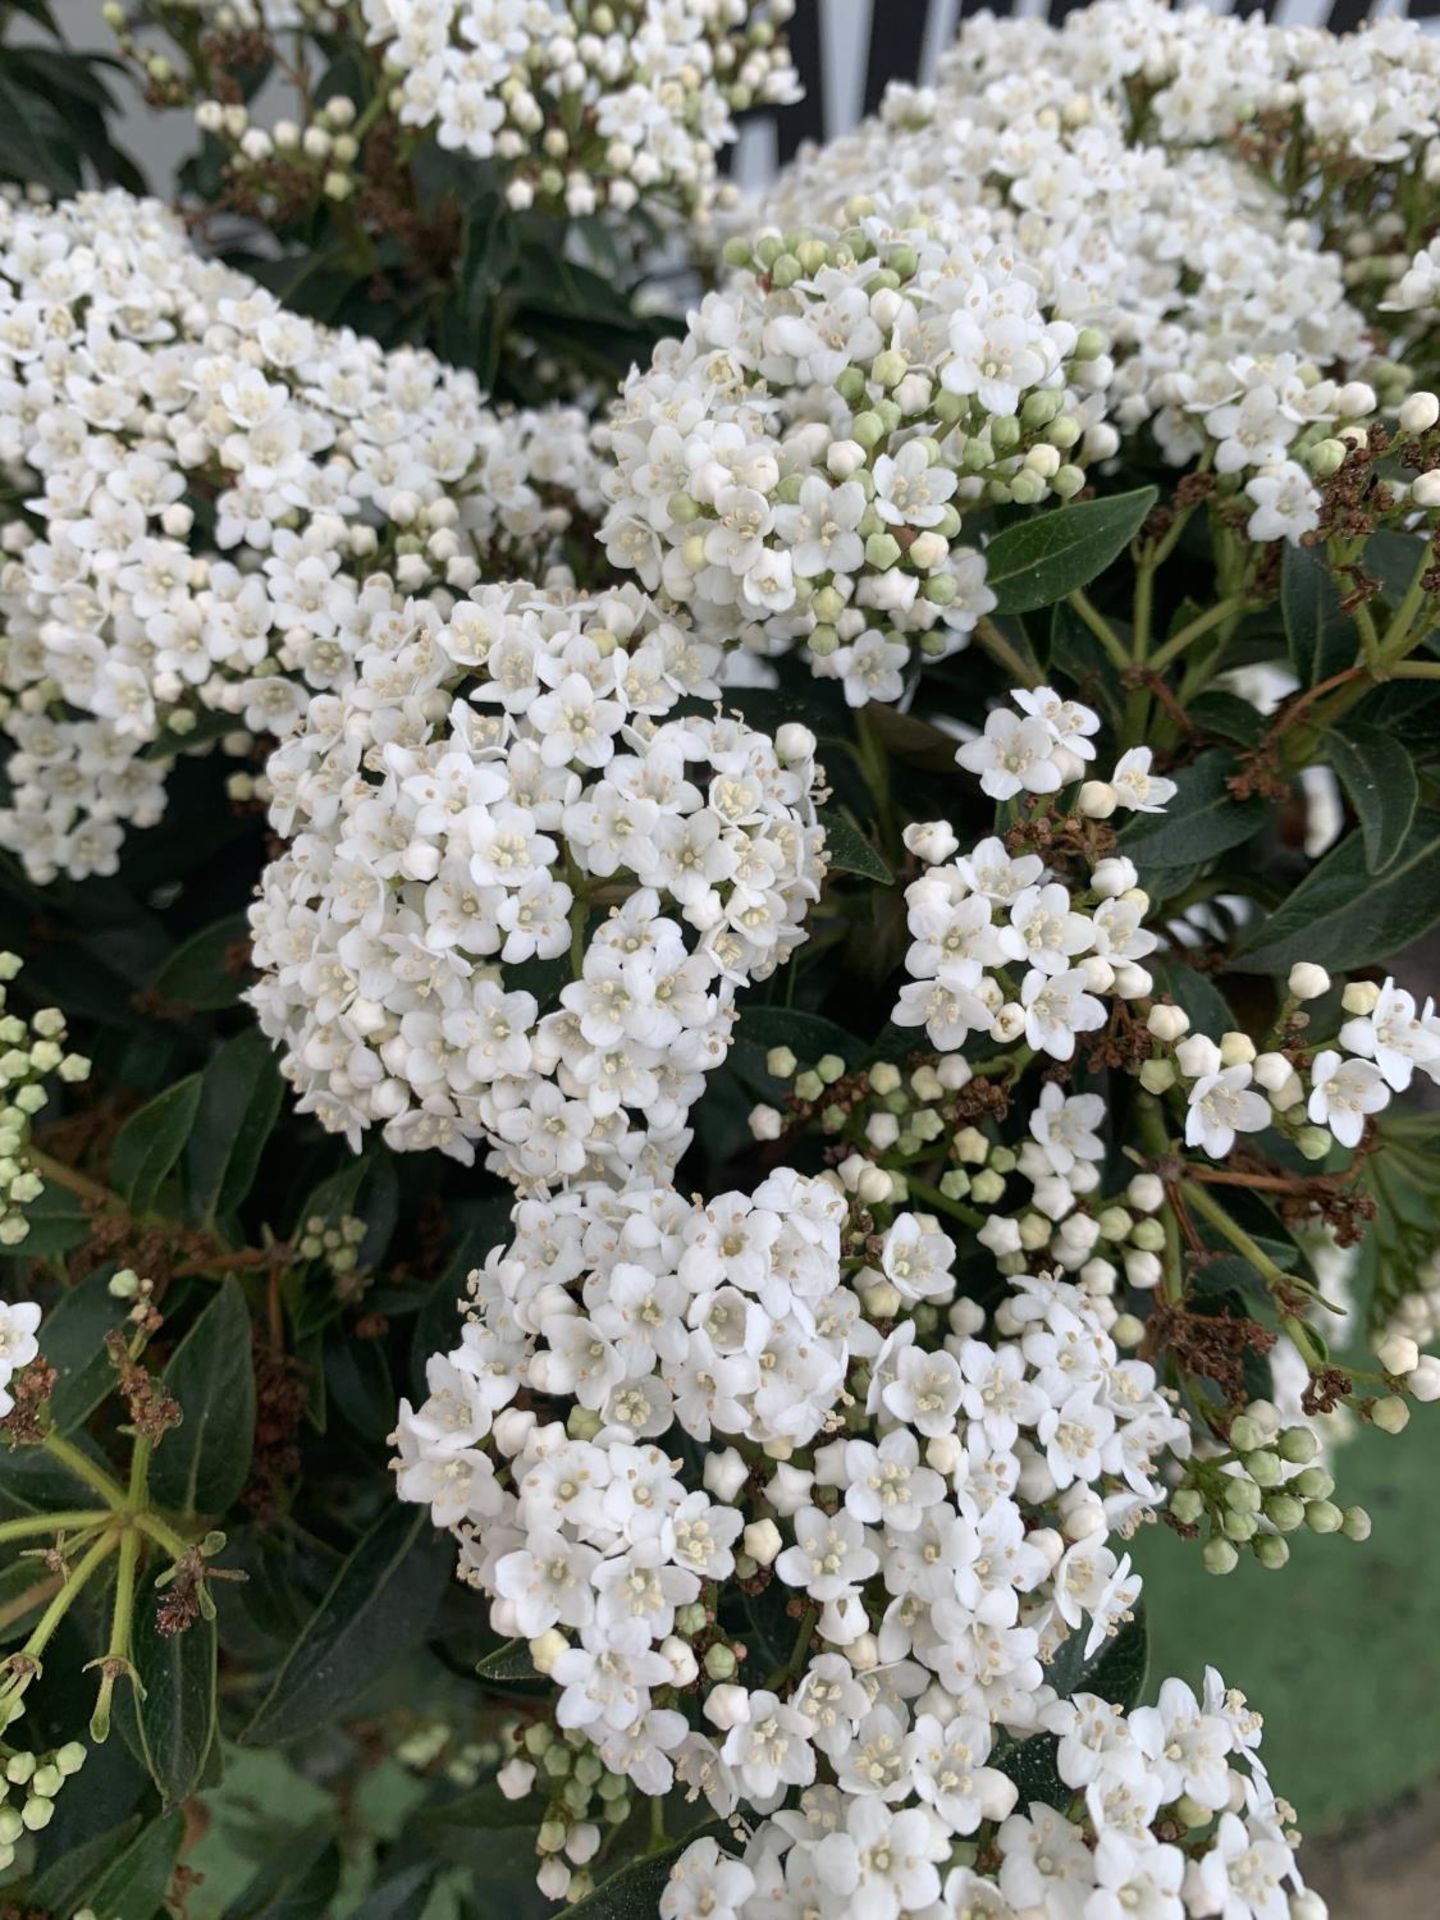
0, 3, 1438, 1918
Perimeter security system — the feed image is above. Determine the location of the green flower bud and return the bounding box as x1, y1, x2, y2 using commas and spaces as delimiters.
1263, 1492, 1306, 1533
991, 415, 1023, 453
886, 245, 918, 281
1223, 1476, 1262, 1513
722, 237, 753, 268
542, 1743, 572, 1778
816, 1053, 845, 1084
865, 532, 902, 570
970, 1169, 1006, 1205
1253, 1533, 1290, 1570
1203, 1537, 1239, 1575
1294, 1466, 1335, 1500
1074, 327, 1107, 361
770, 253, 802, 289
766, 1046, 798, 1079
1305, 1499, 1343, 1535
794, 1070, 824, 1102
851, 411, 885, 450
1372, 1396, 1410, 1434
872, 349, 907, 389
703, 1643, 738, 1681
1222, 1509, 1257, 1542
1296, 1126, 1332, 1162
1228, 1414, 1264, 1453
795, 238, 830, 276
1342, 1505, 1372, 1542
923, 574, 958, 605
835, 366, 868, 407
1246, 1450, 1285, 1489
1170, 1487, 1205, 1526
1278, 1425, 1318, 1465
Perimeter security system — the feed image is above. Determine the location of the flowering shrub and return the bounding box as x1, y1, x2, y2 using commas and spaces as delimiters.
0, 188, 607, 881
1, 3, 1439, 1918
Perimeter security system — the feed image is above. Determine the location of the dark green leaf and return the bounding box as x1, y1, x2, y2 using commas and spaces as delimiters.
148, 1279, 256, 1517
1326, 725, 1419, 874
1187, 691, 1266, 748
1281, 544, 1360, 688
729, 1005, 865, 1069
350, 1863, 438, 1918
242, 1503, 452, 1745
150, 914, 252, 1011
1120, 750, 1266, 865
0, 72, 80, 192
819, 809, 893, 884
0, 1557, 60, 1643
993, 1731, 1066, 1810
185, 1028, 284, 1225
1048, 601, 1123, 722
81, 1808, 185, 1920
41, 1268, 123, 1431
1234, 812, 1440, 973
110, 1074, 203, 1217
1045, 1602, 1149, 1710
475, 1637, 539, 1683
224, 1825, 342, 1919
1148, 960, 1233, 1039
31, 1816, 141, 1912
986, 488, 1156, 616
566, 1825, 727, 1919
6, 1179, 90, 1257
129, 1593, 218, 1807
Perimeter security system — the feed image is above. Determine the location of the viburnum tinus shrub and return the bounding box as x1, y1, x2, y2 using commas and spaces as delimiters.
98, 0, 799, 399
1, 2, 1440, 1917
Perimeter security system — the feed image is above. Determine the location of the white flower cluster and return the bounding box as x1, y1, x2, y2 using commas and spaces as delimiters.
1147, 968, 1440, 1174
0, 955, 90, 1252
891, 692, 1176, 1068
0, 188, 607, 883
248, 581, 825, 1180
741, 0, 1429, 508
665, 1669, 1309, 1920
353, 0, 799, 219
0, 1299, 42, 1418
600, 220, 1116, 700
396, 1167, 1223, 1905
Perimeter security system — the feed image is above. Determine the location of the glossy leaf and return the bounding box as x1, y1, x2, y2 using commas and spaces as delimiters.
185, 1027, 285, 1225
110, 1074, 203, 1217
31, 1816, 142, 1913
80, 1808, 186, 1920
242, 1503, 452, 1746
129, 1594, 219, 1807
474, 1637, 540, 1683
41, 1268, 123, 1430
819, 809, 893, 884
1281, 543, 1360, 688
1326, 725, 1419, 874
149, 913, 253, 1011
1046, 1602, 1149, 1710
148, 1279, 256, 1516
1234, 813, 1440, 974
986, 488, 1156, 615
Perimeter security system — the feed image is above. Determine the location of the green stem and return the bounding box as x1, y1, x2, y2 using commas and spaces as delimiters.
10, 1528, 117, 1669
1131, 560, 1155, 664
91, 1524, 141, 1742
0, 1509, 108, 1547
1067, 591, 1131, 673
1179, 1180, 1314, 1302
42, 1431, 128, 1513
902, 1174, 985, 1231
1147, 595, 1248, 674
973, 616, 1040, 689
132, 1509, 193, 1564
1378, 551, 1433, 660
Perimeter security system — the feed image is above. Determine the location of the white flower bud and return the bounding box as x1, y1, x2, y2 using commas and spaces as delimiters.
743, 1518, 782, 1567
703, 1684, 751, 1732
1176, 1034, 1223, 1079
1407, 1354, 1440, 1402
1146, 1004, 1190, 1043
1412, 472, 1440, 508
1341, 979, 1381, 1015
776, 721, 817, 762
748, 1103, 784, 1141
1288, 962, 1331, 1001
1078, 780, 1117, 818
703, 1448, 749, 1503
1400, 391, 1440, 434
1091, 856, 1138, 897
1378, 1332, 1420, 1375
1219, 1031, 1256, 1067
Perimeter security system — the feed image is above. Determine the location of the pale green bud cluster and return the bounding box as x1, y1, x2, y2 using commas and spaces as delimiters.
0, 1740, 86, 1868
296, 1212, 369, 1284
0, 956, 90, 1248
1175, 1403, 1372, 1575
